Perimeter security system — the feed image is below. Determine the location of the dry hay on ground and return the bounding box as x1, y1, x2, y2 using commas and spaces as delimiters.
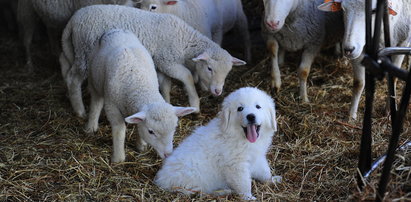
1, 9, 411, 202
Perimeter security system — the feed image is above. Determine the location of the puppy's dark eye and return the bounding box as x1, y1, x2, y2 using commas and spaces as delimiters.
148, 130, 155, 135
256, 105, 261, 109
237, 107, 243, 112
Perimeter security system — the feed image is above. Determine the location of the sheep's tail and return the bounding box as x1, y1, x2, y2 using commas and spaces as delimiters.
61, 19, 74, 64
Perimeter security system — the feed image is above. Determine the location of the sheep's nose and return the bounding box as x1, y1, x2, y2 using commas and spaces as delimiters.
246, 114, 256, 123
214, 89, 222, 96
266, 20, 280, 30
344, 46, 355, 56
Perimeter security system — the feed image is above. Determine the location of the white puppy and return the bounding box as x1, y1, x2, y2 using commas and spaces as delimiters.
155, 87, 281, 200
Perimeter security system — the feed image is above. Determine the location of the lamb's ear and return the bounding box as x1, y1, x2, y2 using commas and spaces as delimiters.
173, 106, 197, 117
125, 111, 146, 124
219, 105, 231, 132
192, 52, 210, 62
269, 105, 278, 132
232, 56, 246, 66
317, 0, 342, 12
165, 0, 178, 5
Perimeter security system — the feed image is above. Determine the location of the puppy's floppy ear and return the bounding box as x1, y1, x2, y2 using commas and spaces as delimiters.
269, 105, 278, 132
219, 104, 231, 132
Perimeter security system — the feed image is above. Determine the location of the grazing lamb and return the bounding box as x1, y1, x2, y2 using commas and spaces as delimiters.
338, 0, 411, 120
262, 0, 344, 102
86, 29, 196, 162
16, 0, 134, 71
60, 5, 245, 118
139, 0, 252, 62
155, 87, 281, 200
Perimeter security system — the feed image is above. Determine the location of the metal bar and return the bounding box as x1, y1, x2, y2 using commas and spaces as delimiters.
378, 47, 411, 57
376, 62, 411, 201
357, 0, 375, 190
380, 58, 409, 81
371, 0, 385, 58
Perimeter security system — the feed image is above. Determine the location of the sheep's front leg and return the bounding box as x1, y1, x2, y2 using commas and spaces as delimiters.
85, 85, 104, 133
157, 72, 172, 103
66, 65, 86, 118
165, 64, 200, 113
298, 50, 316, 102
223, 164, 255, 200
267, 37, 281, 92
105, 104, 127, 163
349, 58, 365, 120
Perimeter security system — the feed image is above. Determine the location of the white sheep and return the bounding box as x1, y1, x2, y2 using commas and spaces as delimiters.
16, 0, 135, 71
139, 0, 252, 62
60, 5, 245, 118
262, 0, 344, 102
86, 29, 196, 162
337, 0, 411, 120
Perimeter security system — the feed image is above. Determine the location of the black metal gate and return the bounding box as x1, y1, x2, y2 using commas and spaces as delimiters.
357, 0, 411, 201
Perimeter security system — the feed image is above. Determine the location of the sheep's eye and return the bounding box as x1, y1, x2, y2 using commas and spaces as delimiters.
148, 129, 155, 135
256, 105, 261, 109
207, 66, 212, 72
237, 107, 243, 112
150, 4, 157, 11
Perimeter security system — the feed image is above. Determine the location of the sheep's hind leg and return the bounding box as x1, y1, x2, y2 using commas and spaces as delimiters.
298, 49, 316, 103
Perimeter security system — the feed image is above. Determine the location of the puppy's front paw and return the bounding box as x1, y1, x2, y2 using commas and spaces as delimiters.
241, 194, 256, 201
271, 175, 282, 184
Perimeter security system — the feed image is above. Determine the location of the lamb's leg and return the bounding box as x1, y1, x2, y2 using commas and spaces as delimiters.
157, 72, 172, 103
66, 66, 86, 118
164, 64, 200, 113
85, 85, 104, 133
223, 164, 255, 200
298, 50, 316, 102
17, 0, 38, 72
212, 25, 224, 45
278, 48, 285, 67
349, 58, 365, 120
384, 53, 406, 115
105, 104, 127, 163
267, 37, 281, 92
235, 8, 252, 63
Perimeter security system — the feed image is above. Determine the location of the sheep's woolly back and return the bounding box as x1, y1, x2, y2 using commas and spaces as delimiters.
62, 4, 220, 79
30, 0, 134, 29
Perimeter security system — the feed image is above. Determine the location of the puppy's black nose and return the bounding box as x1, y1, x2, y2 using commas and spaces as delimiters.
246, 114, 256, 122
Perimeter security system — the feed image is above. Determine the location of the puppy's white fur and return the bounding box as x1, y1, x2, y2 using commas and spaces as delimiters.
155, 87, 280, 200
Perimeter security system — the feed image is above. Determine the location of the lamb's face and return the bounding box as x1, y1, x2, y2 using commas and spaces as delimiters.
137, 104, 178, 159
193, 49, 245, 96
140, 0, 177, 13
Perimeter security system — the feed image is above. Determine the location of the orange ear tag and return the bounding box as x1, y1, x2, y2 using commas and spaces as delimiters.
388, 1, 397, 16
318, 0, 342, 12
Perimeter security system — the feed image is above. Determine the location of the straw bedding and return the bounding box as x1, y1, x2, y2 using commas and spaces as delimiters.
0, 2, 410, 201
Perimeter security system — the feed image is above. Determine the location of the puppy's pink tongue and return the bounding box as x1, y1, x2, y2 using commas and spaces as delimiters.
246, 124, 258, 143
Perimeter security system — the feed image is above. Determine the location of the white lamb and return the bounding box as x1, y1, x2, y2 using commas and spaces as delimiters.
155, 87, 281, 200
60, 5, 245, 118
139, 0, 252, 62
86, 29, 196, 162
262, 0, 344, 102
16, 0, 135, 70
